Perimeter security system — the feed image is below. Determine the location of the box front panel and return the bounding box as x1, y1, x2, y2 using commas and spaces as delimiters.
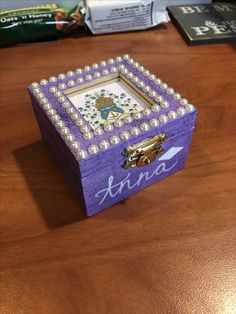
82, 127, 194, 216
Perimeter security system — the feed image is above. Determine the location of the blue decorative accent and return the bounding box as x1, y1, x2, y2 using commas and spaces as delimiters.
99, 103, 124, 120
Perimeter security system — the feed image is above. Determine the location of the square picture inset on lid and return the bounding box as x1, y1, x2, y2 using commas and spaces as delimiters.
65, 74, 153, 131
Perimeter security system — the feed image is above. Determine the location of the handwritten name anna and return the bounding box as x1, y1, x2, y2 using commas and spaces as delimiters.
95, 160, 178, 205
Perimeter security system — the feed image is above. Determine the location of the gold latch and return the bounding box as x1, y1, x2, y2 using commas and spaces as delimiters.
123, 134, 167, 169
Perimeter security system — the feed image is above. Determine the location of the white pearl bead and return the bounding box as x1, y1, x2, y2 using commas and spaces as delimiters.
121, 68, 128, 75
94, 127, 104, 135
65, 134, 75, 142
104, 124, 114, 132
122, 54, 130, 60
120, 131, 130, 140
32, 88, 41, 94
92, 63, 99, 69
76, 68, 83, 74
71, 113, 79, 120
110, 67, 118, 73
94, 72, 101, 78
83, 132, 94, 140
67, 71, 75, 77
60, 127, 70, 135
177, 107, 186, 115
149, 74, 156, 81
99, 140, 110, 150
88, 145, 99, 155
108, 58, 115, 64
100, 61, 107, 67
51, 114, 60, 122
110, 135, 120, 145
155, 95, 163, 102
143, 108, 152, 116
58, 73, 66, 80
31, 82, 39, 88
119, 64, 125, 70
130, 127, 140, 136
49, 76, 57, 83
40, 79, 48, 85
160, 83, 168, 90
152, 104, 161, 112
133, 62, 139, 68
85, 75, 92, 81
154, 78, 162, 85
139, 81, 145, 88
180, 98, 189, 105
61, 101, 70, 109
54, 91, 62, 97
140, 122, 150, 131
138, 66, 144, 72
75, 119, 84, 126
55, 120, 65, 129
49, 86, 57, 93
67, 80, 76, 87
102, 69, 109, 75
186, 104, 195, 112
80, 125, 90, 133
149, 118, 159, 127
160, 101, 169, 108
127, 72, 133, 78
173, 93, 181, 100
66, 107, 75, 114
76, 77, 84, 84
133, 112, 142, 120
57, 96, 67, 103
70, 140, 80, 150
144, 70, 150, 76
127, 58, 134, 64
168, 111, 177, 119
40, 98, 49, 105
144, 86, 151, 92
37, 93, 45, 99
84, 65, 91, 72
114, 120, 124, 128
58, 83, 66, 90
149, 91, 157, 98
116, 56, 122, 62
166, 87, 174, 95
42, 103, 52, 110
77, 150, 88, 160
133, 77, 139, 83
46, 108, 56, 116
124, 116, 133, 124
159, 115, 169, 124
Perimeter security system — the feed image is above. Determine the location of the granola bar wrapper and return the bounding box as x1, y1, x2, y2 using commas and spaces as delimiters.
0, 3, 83, 48
84, 0, 169, 35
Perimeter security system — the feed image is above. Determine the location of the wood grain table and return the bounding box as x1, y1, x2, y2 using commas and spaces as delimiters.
0, 22, 236, 314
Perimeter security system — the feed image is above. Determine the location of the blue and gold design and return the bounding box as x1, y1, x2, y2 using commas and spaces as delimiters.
95, 96, 124, 121
77, 89, 144, 130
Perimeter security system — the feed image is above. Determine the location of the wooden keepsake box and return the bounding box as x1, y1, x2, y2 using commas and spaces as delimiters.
29, 55, 198, 216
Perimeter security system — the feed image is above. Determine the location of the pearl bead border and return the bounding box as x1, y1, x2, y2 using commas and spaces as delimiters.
31, 86, 83, 158
30, 54, 196, 159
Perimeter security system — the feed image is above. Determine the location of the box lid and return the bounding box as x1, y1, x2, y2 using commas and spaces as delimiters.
29, 54, 197, 178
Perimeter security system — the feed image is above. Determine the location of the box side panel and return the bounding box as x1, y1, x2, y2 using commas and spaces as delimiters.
77, 110, 198, 177
30, 93, 196, 217
82, 127, 195, 216
31, 96, 87, 214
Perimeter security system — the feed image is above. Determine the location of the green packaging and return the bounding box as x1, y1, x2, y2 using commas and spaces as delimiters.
0, 3, 83, 47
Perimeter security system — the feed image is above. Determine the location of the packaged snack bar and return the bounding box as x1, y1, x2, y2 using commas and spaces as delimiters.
0, 3, 83, 48
83, 0, 169, 35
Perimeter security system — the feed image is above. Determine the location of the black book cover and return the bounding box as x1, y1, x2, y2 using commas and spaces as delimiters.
167, 2, 236, 45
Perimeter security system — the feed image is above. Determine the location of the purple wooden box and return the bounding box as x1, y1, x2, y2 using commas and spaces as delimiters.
28, 55, 198, 217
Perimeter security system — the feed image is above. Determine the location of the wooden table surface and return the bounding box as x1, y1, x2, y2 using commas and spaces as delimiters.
0, 22, 236, 314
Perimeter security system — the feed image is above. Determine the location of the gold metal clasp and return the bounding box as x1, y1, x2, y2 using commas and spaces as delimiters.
123, 134, 167, 169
